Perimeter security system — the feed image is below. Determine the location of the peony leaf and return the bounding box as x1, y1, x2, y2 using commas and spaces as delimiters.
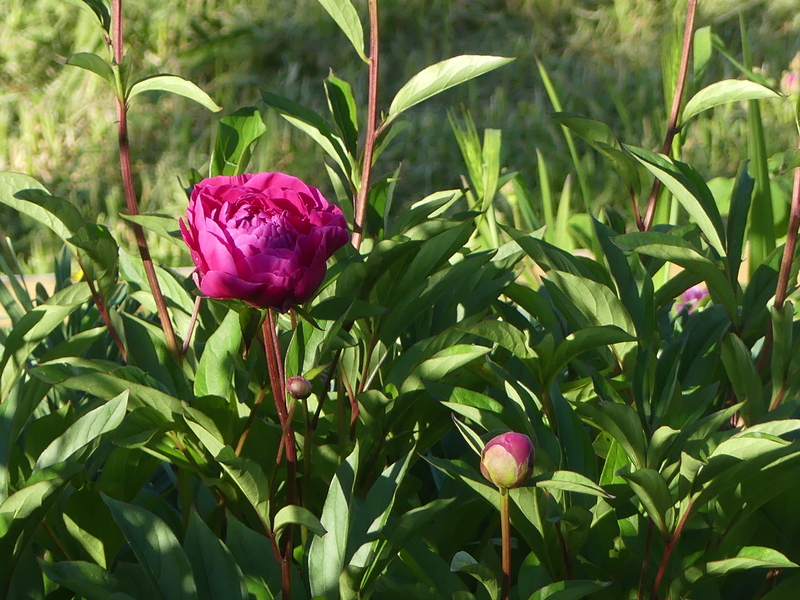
184, 510, 249, 600
35, 390, 128, 470
682, 79, 780, 124
387, 55, 514, 124
209, 106, 267, 177
316, 0, 367, 62
0, 175, 84, 245
128, 75, 222, 112
102, 495, 199, 600
273, 505, 326, 537
66, 52, 116, 90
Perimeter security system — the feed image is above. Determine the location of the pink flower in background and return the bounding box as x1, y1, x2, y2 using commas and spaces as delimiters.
181, 173, 349, 312
675, 283, 709, 314
480, 432, 534, 489
781, 71, 800, 96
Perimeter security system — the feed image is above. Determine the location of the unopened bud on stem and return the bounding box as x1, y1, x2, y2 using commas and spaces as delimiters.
480, 432, 534, 489
287, 376, 312, 399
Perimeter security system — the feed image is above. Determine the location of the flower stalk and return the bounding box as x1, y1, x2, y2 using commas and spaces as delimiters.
500, 488, 511, 600
641, 0, 697, 231
352, 0, 380, 250
111, 0, 180, 357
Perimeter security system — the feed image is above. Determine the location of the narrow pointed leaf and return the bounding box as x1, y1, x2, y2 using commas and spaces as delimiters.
128, 75, 222, 112
387, 55, 514, 124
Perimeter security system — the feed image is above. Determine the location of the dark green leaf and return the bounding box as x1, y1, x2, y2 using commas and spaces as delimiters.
102, 494, 199, 600
184, 510, 248, 600
35, 390, 128, 469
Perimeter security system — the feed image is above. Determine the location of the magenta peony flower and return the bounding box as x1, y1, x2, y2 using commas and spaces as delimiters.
181, 173, 349, 312
480, 432, 534, 489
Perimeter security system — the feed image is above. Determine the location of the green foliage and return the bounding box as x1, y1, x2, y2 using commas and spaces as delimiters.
1, 2, 800, 600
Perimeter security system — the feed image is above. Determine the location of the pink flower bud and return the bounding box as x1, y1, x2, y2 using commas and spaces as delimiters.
480, 432, 534, 489
781, 71, 800, 96
287, 376, 312, 399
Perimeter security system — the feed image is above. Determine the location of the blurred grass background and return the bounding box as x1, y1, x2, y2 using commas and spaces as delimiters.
1, 0, 799, 271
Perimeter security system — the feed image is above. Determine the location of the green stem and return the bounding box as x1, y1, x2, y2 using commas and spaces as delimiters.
352, 0, 380, 249
500, 488, 511, 600
642, 0, 697, 231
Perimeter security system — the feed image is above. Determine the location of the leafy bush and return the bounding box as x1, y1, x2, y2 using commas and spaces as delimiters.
1, 1, 800, 600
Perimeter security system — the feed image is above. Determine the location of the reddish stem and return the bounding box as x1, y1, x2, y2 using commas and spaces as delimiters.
642, 0, 697, 231
500, 490, 511, 600
351, 0, 380, 250
651, 503, 693, 600
111, 0, 180, 358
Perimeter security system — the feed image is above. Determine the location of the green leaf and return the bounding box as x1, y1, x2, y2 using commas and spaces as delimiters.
551, 113, 620, 150
534, 471, 613, 499
194, 309, 241, 402
349, 451, 413, 569
215, 447, 272, 532
450, 551, 499, 600
574, 402, 647, 470
120, 213, 183, 248
528, 580, 610, 600
67, 53, 116, 89
726, 162, 755, 281
387, 55, 515, 125
1, 283, 92, 400
405, 345, 490, 392
626, 146, 726, 255
682, 80, 780, 124
184, 510, 248, 600
102, 494, 199, 600
0, 175, 84, 244
35, 390, 128, 470
261, 91, 349, 174
209, 107, 267, 177
225, 512, 281, 594
39, 560, 121, 600
273, 505, 326, 537
308, 444, 359, 600
720, 333, 764, 424
614, 231, 737, 319
128, 75, 222, 112
704, 546, 798, 576
462, 320, 535, 360
70, 223, 119, 300
622, 468, 673, 535
549, 326, 636, 381
316, 0, 367, 62
325, 73, 359, 156
63, 0, 110, 30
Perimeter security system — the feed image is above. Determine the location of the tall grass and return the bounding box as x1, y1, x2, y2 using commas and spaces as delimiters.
1, 0, 799, 271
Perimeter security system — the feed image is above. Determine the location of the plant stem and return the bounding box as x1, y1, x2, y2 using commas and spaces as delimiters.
500, 488, 511, 600
772, 145, 800, 313
181, 295, 202, 358
642, 0, 697, 231
651, 502, 693, 600
81, 265, 127, 361
352, 0, 380, 250
637, 519, 654, 600
111, 0, 180, 358
234, 388, 266, 456
262, 312, 296, 600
